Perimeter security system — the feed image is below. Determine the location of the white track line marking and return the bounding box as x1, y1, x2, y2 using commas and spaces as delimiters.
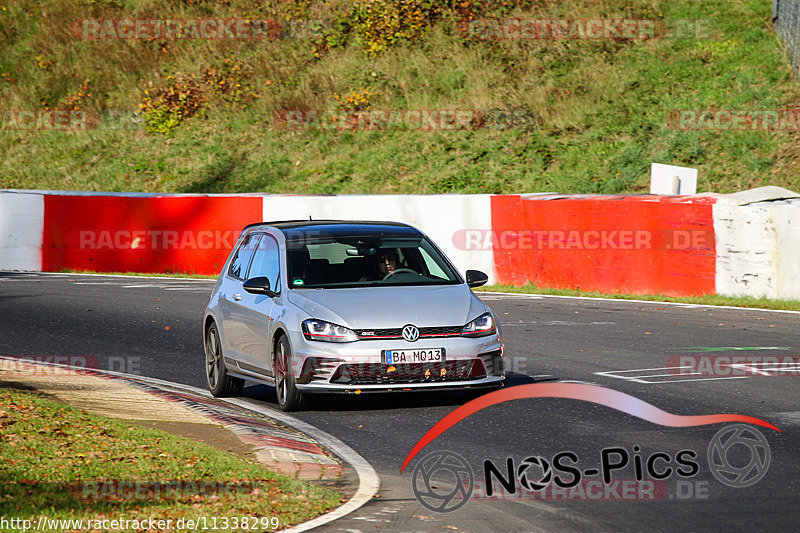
633, 371, 703, 378
729, 362, 800, 376
595, 366, 750, 384
27, 272, 215, 282
476, 291, 800, 315
636, 376, 749, 383
599, 365, 694, 373
500, 321, 616, 326
728, 364, 772, 377
679, 347, 792, 351
10, 273, 800, 314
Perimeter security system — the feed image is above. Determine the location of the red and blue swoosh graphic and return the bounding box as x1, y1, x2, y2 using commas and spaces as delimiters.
401, 383, 781, 472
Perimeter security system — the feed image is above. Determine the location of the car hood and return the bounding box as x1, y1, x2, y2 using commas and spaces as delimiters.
287, 284, 487, 329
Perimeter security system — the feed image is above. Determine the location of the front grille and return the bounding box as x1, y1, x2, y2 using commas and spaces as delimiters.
356, 325, 462, 340
356, 328, 402, 339
330, 360, 487, 385
420, 326, 463, 336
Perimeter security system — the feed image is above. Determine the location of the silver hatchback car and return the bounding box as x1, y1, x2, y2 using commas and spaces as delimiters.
203, 220, 504, 411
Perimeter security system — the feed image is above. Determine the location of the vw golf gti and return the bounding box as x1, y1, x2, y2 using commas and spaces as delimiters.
203, 220, 504, 411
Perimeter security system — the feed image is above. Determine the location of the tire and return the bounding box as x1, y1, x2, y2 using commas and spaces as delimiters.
274, 333, 303, 411
205, 322, 244, 397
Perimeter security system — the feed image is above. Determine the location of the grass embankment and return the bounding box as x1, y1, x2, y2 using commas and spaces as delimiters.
1, 0, 799, 194
0, 387, 339, 531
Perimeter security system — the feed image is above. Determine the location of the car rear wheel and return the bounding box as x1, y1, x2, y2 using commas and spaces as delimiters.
205, 322, 244, 397
274, 334, 302, 411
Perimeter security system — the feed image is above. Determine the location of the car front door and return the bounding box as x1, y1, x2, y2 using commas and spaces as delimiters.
236, 233, 281, 376
219, 232, 261, 363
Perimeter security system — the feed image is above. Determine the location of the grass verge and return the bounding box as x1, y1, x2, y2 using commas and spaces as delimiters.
1, 0, 799, 194
58, 269, 218, 279
0, 387, 340, 531
476, 284, 800, 311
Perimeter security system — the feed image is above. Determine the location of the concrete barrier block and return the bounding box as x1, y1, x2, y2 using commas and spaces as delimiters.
0, 192, 43, 271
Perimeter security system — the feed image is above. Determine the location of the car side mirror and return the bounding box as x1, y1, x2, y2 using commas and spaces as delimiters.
465, 270, 488, 288
243, 277, 277, 297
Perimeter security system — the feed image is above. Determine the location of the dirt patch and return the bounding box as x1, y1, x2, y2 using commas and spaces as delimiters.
131, 420, 260, 462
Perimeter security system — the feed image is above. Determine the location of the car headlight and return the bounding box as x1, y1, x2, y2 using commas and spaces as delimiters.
461, 312, 496, 338
301, 319, 358, 343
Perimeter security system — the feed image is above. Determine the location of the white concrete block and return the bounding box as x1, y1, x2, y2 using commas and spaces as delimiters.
0, 192, 43, 271
650, 163, 698, 195
770, 202, 800, 300
713, 203, 775, 298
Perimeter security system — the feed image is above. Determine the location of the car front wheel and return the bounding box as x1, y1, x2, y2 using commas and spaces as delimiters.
205, 322, 244, 397
274, 333, 302, 411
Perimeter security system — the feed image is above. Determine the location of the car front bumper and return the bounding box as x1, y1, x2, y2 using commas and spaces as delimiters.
287, 329, 505, 392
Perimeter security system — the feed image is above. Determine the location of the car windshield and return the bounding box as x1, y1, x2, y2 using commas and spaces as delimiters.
286, 235, 461, 289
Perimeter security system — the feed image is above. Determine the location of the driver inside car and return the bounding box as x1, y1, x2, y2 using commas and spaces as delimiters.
376, 250, 399, 278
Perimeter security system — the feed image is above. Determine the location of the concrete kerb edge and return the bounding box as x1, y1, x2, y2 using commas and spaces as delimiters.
0, 358, 380, 533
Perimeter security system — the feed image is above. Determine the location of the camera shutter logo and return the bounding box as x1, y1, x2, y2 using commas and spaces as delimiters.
411, 450, 474, 512
402, 324, 420, 342
708, 424, 771, 488
517, 456, 553, 491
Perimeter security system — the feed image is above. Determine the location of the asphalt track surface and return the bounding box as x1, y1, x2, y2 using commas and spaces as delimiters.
1, 272, 798, 532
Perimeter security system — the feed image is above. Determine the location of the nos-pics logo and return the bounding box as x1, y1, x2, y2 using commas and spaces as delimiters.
412, 424, 771, 512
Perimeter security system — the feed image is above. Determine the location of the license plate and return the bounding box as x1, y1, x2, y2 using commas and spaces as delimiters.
383, 348, 445, 364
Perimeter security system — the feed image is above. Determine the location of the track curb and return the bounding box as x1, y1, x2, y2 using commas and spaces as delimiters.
0, 357, 380, 532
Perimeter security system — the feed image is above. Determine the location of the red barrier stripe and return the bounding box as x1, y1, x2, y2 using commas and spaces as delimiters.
490, 195, 717, 296
42, 195, 262, 275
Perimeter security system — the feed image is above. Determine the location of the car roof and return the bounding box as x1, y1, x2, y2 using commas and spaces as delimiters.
243, 220, 424, 240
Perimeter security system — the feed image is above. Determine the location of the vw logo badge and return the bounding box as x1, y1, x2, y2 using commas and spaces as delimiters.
402, 324, 420, 342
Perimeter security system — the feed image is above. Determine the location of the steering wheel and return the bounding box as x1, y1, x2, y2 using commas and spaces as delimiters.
383, 268, 417, 280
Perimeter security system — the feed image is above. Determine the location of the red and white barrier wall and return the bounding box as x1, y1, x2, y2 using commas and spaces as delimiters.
40, 194, 262, 275
1, 188, 797, 299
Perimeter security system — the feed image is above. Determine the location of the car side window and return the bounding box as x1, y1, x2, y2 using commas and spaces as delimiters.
228, 233, 261, 280
248, 234, 281, 293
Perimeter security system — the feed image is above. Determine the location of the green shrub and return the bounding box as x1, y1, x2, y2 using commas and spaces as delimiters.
139, 75, 206, 135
